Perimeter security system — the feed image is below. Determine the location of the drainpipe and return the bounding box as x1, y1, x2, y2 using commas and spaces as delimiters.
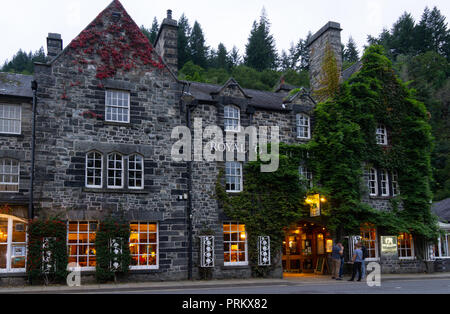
29, 80, 38, 221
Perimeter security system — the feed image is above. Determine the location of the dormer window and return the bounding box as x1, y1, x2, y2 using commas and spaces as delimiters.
224, 106, 240, 132
376, 124, 388, 145
105, 90, 130, 123
297, 114, 311, 140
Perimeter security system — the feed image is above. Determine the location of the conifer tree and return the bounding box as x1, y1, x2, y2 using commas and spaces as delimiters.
177, 14, 192, 69
189, 21, 208, 68
343, 37, 360, 63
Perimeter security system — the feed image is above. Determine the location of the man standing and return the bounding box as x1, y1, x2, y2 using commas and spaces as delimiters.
349, 242, 363, 282
331, 242, 343, 280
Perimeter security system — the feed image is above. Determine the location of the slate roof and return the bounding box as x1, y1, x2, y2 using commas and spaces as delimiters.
188, 81, 292, 111
0, 72, 33, 98
432, 198, 450, 223
342, 61, 362, 81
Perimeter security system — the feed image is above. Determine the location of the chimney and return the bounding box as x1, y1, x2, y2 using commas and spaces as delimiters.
307, 22, 343, 94
47, 33, 63, 59
154, 10, 178, 75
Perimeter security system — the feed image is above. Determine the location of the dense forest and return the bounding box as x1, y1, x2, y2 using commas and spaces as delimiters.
1, 6, 449, 201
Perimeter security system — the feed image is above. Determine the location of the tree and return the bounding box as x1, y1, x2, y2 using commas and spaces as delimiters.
229, 46, 241, 67
390, 12, 418, 58
140, 18, 159, 45
416, 7, 450, 57
189, 21, 208, 68
1, 47, 47, 74
177, 14, 192, 69
244, 9, 278, 71
343, 37, 359, 64
215, 43, 230, 70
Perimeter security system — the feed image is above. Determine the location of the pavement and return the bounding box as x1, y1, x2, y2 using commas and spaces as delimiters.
1, 272, 449, 294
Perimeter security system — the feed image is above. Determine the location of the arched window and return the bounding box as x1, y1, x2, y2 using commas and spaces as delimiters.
224, 105, 240, 132
0, 158, 19, 192
128, 154, 144, 190
107, 153, 123, 189
297, 114, 311, 139
85, 152, 103, 188
0, 215, 27, 273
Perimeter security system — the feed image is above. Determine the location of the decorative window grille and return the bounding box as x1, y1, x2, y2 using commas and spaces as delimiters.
0, 104, 21, 134
223, 222, 248, 266
224, 105, 240, 132
105, 90, 130, 123
86, 152, 103, 188
67, 221, 97, 269
200, 236, 215, 268
225, 162, 242, 192
296, 114, 311, 139
128, 154, 144, 189
380, 170, 390, 196
258, 236, 271, 266
110, 238, 123, 272
0, 159, 19, 192
398, 233, 414, 259
107, 153, 123, 189
376, 125, 388, 145
42, 237, 56, 274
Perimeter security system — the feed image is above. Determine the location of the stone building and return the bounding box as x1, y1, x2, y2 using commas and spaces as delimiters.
0, 0, 442, 284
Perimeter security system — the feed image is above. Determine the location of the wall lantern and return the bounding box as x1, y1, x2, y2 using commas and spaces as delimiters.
306, 194, 326, 217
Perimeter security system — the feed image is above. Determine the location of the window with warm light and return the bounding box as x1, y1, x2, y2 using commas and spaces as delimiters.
360, 224, 378, 260
67, 221, 97, 269
129, 222, 158, 269
0, 159, 19, 192
223, 222, 248, 266
398, 233, 414, 259
0, 216, 27, 273
317, 234, 325, 255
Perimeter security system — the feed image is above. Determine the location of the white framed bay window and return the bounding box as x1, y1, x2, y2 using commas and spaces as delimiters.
0, 159, 19, 193
435, 233, 450, 258
0, 215, 27, 273
223, 222, 248, 266
398, 233, 415, 259
129, 222, 159, 269
105, 90, 130, 123
0, 104, 21, 135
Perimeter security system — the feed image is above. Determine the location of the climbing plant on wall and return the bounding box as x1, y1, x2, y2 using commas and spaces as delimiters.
27, 219, 68, 284
95, 218, 131, 283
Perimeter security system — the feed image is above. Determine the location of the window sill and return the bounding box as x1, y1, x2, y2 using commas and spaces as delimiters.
83, 188, 149, 194
0, 133, 23, 138
102, 121, 131, 127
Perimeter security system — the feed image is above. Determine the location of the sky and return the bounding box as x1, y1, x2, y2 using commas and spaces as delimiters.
1, 0, 450, 65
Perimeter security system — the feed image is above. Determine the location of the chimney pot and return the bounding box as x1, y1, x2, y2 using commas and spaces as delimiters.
167, 10, 173, 20
47, 33, 63, 60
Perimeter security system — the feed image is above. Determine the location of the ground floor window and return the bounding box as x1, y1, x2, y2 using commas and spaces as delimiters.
435, 233, 450, 258
129, 222, 158, 269
398, 233, 414, 259
223, 222, 248, 266
67, 221, 97, 269
0, 215, 27, 273
360, 224, 378, 260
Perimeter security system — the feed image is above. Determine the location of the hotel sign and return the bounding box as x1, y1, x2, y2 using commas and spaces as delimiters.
381, 236, 398, 255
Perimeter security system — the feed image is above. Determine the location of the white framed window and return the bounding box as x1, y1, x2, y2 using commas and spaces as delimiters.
67, 221, 97, 269
398, 233, 415, 259
0, 215, 27, 273
225, 162, 242, 193
392, 171, 400, 196
128, 154, 144, 190
435, 233, 450, 258
223, 222, 248, 266
0, 159, 19, 193
380, 170, 390, 197
297, 114, 311, 139
0, 104, 21, 135
360, 224, 379, 261
107, 153, 123, 189
367, 168, 378, 196
105, 90, 130, 123
376, 124, 388, 145
85, 152, 103, 188
299, 165, 313, 189
129, 222, 159, 269
224, 105, 240, 132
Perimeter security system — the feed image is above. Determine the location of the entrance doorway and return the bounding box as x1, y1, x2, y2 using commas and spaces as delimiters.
282, 221, 332, 274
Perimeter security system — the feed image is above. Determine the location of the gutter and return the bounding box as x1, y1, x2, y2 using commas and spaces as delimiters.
29, 80, 38, 221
